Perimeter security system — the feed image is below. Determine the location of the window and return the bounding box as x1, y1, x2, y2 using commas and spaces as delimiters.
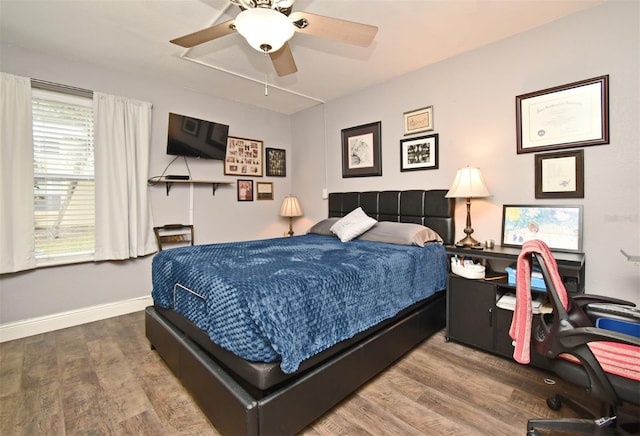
32, 87, 95, 266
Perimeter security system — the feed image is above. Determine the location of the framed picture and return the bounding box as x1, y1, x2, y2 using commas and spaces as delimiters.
237, 179, 253, 201
181, 117, 200, 136
266, 148, 286, 177
224, 136, 263, 177
403, 106, 433, 135
256, 182, 273, 200
400, 134, 439, 172
516, 75, 609, 153
501, 204, 583, 253
341, 121, 382, 178
535, 150, 584, 199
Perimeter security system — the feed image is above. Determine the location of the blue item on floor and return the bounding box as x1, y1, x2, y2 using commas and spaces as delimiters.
596, 317, 640, 338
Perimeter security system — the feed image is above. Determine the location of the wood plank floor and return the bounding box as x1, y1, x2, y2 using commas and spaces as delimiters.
1, 311, 637, 435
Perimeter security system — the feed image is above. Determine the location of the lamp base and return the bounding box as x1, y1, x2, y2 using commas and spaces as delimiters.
287, 217, 294, 237
455, 234, 482, 247
455, 196, 482, 247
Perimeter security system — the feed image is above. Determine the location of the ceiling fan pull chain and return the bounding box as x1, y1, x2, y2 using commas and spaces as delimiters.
264, 51, 269, 96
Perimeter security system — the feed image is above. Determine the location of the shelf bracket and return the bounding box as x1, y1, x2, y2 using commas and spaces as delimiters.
212, 183, 219, 196
165, 182, 173, 196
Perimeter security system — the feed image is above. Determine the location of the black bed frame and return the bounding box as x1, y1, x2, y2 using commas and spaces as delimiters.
145, 190, 455, 435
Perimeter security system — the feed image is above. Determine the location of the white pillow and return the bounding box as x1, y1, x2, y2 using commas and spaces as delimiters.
330, 207, 377, 242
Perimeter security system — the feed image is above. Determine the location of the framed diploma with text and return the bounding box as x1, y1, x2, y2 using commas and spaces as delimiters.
516, 75, 609, 154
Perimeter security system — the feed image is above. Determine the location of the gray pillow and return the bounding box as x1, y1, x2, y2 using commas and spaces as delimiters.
357, 221, 443, 247
307, 218, 340, 236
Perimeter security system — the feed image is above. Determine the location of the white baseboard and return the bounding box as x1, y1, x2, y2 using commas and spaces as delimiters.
0, 295, 153, 343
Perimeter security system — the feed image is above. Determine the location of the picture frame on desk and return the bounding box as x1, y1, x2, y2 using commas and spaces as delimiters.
501, 204, 583, 253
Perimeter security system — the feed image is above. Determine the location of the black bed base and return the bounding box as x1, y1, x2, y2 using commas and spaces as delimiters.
145, 292, 446, 435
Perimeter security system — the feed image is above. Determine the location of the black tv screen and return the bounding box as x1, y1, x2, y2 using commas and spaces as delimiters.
166, 112, 229, 160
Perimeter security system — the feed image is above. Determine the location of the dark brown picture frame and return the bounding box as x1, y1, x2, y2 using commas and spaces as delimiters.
341, 121, 382, 178
237, 179, 253, 201
535, 150, 584, 199
265, 148, 286, 177
516, 75, 609, 154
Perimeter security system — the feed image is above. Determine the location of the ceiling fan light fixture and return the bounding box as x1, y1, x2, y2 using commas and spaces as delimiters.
234, 8, 295, 53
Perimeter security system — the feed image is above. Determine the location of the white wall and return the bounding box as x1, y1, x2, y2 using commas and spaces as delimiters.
0, 45, 293, 325
292, 1, 640, 305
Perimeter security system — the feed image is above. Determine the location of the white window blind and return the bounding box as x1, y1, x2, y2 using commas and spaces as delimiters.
32, 88, 95, 265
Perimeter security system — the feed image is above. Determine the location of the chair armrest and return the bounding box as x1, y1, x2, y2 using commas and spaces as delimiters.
573, 294, 636, 309
558, 326, 640, 349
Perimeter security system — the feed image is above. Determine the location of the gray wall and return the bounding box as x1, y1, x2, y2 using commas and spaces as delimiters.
0, 46, 293, 323
1, 1, 638, 326
292, 1, 640, 305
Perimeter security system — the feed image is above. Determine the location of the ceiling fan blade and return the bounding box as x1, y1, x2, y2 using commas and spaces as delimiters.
290, 12, 378, 47
170, 19, 236, 48
270, 42, 298, 76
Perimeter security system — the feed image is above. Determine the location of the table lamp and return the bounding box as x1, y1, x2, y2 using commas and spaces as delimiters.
280, 195, 303, 236
446, 166, 491, 247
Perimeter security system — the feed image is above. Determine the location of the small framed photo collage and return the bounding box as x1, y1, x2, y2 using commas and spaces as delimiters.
224, 137, 285, 202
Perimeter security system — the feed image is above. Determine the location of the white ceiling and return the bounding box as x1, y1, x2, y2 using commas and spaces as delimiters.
1, 0, 602, 115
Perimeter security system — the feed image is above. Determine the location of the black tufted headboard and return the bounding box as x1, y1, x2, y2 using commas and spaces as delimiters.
328, 190, 456, 246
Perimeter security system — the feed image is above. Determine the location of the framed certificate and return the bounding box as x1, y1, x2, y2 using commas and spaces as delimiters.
535, 150, 584, 199
516, 75, 609, 153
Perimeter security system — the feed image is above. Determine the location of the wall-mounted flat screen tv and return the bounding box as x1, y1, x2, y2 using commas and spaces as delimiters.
166, 112, 229, 160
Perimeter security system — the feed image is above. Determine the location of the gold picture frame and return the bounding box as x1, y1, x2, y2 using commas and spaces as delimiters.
403, 106, 433, 135
256, 182, 274, 200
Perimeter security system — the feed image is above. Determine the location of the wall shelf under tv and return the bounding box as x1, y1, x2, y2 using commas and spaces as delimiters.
148, 177, 233, 196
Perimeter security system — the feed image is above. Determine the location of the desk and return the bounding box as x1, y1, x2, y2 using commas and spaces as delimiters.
444, 245, 585, 369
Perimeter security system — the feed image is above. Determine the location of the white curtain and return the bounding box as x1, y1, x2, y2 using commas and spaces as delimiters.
93, 92, 156, 260
0, 73, 35, 273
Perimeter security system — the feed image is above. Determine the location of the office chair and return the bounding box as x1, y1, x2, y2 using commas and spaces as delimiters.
510, 240, 640, 435
153, 224, 194, 251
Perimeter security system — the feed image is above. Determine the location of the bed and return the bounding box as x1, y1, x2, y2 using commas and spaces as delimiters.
145, 189, 455, 435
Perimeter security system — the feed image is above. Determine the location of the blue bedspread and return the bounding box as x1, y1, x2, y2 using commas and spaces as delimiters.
151, 234, 447, 373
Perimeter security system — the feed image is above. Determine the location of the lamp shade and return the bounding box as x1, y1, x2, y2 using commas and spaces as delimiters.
446, 166, 491, 199
234, 8, 295, 53
280, 196, 303, 217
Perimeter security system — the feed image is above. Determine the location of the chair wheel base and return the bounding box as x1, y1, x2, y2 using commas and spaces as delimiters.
547, 394, 562, 411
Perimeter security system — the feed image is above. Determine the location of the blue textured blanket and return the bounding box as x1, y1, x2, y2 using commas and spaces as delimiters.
151, 234, 447, 373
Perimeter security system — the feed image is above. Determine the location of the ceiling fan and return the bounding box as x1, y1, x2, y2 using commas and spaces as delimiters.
170, 0, 378, 77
